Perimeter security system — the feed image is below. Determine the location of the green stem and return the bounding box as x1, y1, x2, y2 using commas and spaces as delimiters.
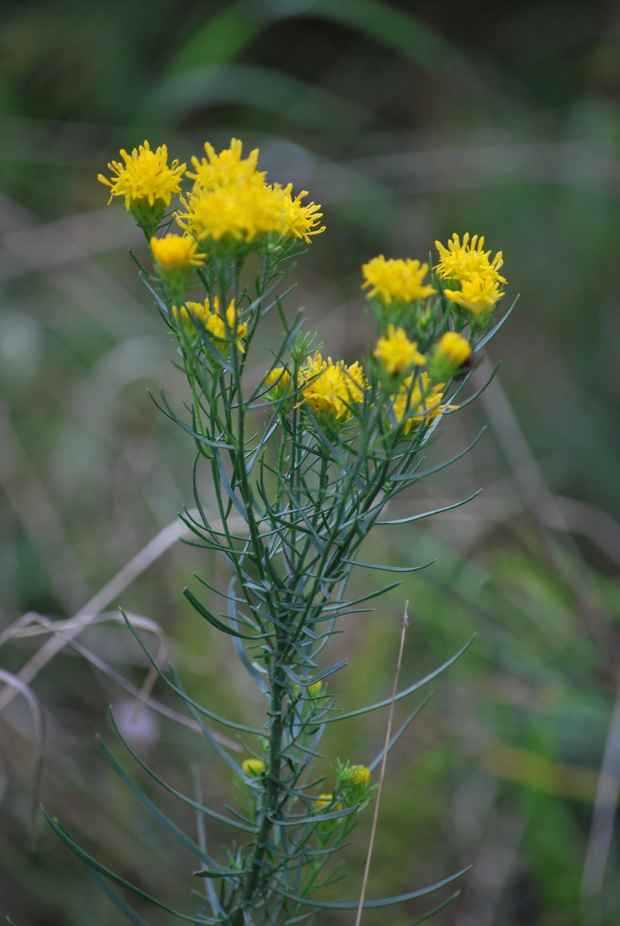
233, 639, 288, 923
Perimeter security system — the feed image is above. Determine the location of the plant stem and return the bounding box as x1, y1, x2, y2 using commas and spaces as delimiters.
233, 636, 287, 923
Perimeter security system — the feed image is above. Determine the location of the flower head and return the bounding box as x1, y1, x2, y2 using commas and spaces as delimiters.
188, 138, 264, 191
445, 273, 504, 317
392, 372, 449, 435
242, 758, 265, 777
429, 331, 471, 381
174, 297, 248, 352
308, 681, 323, 698
299, 352, 366, 423
374, 324, 426, 376
434, 233, 506, 286
340, 764, 371, 787
177, 140, 325, 247
177, 178, 325, 246
151, 234, 205, 270
98, 140, 186, 210
362, 256, 436, 305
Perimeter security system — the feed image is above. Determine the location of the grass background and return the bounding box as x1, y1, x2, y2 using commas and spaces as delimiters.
1, 1, 620, 924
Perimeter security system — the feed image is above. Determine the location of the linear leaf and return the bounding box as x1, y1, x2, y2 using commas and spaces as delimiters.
108, 711, 255, 833
121, 611, 264, 736
184, 588, 268, 640
323, 637, 474, 724
42, 810, 213, 924
277, 865, 469, 909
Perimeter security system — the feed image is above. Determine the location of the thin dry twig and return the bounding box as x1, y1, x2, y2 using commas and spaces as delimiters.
354, 602, 410, 926
581, 668, 620, 903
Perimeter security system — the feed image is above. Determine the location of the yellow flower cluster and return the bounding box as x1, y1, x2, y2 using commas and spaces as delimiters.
151, 233, 205, 270
177, 138, 325, 246
374, 324, 426, 376
98, 141, 186, 210
435, 233, 506, 317
173, 297, 248, 352
362, 256, 436, 305
392, 373, 449, 435
299, 352, 366, 422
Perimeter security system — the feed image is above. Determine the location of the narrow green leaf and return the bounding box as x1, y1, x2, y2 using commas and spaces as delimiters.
377, 489, 481, 526
108, 711, 256, 834
183, 588, 268, 640
277, 865, 469, 909
323, 637, 474, 724
42, 809, 213, 924
121, 611, 264, 736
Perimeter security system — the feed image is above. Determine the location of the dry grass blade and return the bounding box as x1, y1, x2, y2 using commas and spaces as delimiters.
354, 602, 410, 926
0, 669, 47, 842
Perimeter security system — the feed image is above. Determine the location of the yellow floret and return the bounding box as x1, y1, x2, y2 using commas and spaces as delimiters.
362, 256, 436, 305
242, 758, 265, 777
445, 273, 504, 317
374, 324, 426, 375
150, 234, 205, 270
299, 352, 366, 422
434, 232, 506, 286
98, 140, 186, 209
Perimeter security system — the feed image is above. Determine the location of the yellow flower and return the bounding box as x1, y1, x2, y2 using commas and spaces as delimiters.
374, 324, 426, 376
308, 681, 323, 697
429, 331, 471, 381
434, 233, 506, 286
174, 297, 248, 352
314, 793, 335, 812
177, 176, 325, 246
188, 138, 264, 191
435, 332, 471, 366
445, 273, 504, 317
242, 758, 265, 777
342, 764, 371, 787
151, 234, 205, 270
98, 140, 186, 210
177, 180, 276, 243
392, 372, 449, 435
299, 352, 366, 422
362, 256, 436, 304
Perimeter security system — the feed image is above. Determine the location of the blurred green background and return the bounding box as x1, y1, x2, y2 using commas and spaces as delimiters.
1, 1, 620, 924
